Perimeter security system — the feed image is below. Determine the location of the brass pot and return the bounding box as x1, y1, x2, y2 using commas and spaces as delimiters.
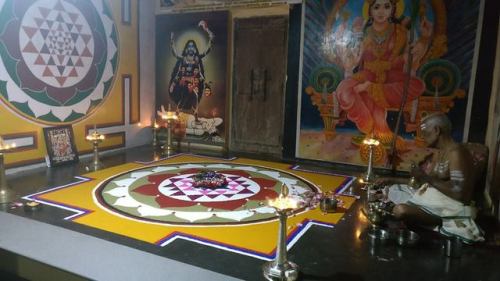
319, 197, 338, 213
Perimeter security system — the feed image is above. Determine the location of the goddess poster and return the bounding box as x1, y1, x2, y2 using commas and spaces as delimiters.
156, 11, 228, 145
297, 0, 482, 170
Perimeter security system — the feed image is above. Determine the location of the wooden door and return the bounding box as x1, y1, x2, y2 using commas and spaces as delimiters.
231, 16, 288, 156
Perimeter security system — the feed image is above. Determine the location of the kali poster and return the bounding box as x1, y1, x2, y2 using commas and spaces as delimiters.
297, 0, 482, 170
156, 11, 228, 145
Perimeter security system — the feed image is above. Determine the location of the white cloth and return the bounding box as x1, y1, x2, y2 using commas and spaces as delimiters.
387, 183, 484, 243
183, 113, 223, 135
386, 184, 415, 204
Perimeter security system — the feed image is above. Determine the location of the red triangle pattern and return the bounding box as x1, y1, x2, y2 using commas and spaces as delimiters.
68, 67, 78, 77
16, 1, 100, 89
54, 0, 65, 11
75, 58, 84, 67
34, 55, 46, 65
22, 41, 38, 53
187, 195, 203, 201
38, 7, 50, 18
55, 76, 67, 86
237, 188, 254, 195
22, 26, 38, 38
81, 34, 91, 44
81, 47, 92, 57
42, 67, 54, 77
68, 12, 79, 23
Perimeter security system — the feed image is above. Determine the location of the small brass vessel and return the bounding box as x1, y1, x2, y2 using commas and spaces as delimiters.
319, 197, 338, 213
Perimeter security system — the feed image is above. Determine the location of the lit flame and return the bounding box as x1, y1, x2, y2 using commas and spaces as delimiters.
161, 111, 178, 121
355, 228, 362, 240
268, 194, 299, 210
86, 131, 105, 141
0, 138, 16, 151
362, 138, 380, 146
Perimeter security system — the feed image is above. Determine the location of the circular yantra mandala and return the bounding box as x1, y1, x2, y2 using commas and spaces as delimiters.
95, 163, 321, 225
0, 0, 118, 124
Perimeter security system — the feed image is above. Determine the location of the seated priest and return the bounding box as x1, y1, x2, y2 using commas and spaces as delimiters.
379, 112, 484, 243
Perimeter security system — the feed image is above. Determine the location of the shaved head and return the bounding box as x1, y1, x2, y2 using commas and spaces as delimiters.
420, 112, 452, 136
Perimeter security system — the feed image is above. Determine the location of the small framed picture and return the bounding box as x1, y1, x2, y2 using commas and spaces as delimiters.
43, 125, 79, 167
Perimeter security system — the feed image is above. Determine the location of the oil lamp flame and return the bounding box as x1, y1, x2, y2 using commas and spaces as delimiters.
268, 194, 299, 211
161, 111, 178, 121
86, 131, 105, 141
160, 104, 178, 121
0, 137, 16, 151
363, 138, 380, 146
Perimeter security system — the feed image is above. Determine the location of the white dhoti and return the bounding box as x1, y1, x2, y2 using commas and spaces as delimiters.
387, 183, 484, 243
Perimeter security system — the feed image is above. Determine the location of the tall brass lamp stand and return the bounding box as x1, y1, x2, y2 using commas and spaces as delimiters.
161, 107, 178, 156
85, 129, 105, 172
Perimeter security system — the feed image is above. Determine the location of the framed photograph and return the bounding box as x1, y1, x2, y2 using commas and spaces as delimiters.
43, 126, 79, 167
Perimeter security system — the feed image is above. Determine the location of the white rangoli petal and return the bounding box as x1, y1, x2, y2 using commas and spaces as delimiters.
151, 166, 178, 173
112, 178, 135, 187
259, 171, 281, 179
174, 212, 213, 223
233, 166, 258, 172
137, 206, 172, 217
73, 98, 91, 114
205, 164, 232, 169
113, 197, 140, 208
5, 81, 28, 103
215, 210, 255, 221
178, 164, 205, 169
51, 107, 73, 121
280, 178, 298, 187
130, 171, 154, 178
104, 186, 128, 197
27, 99, 51, 117
254, 207, 278, 214
90, 82, 105, 100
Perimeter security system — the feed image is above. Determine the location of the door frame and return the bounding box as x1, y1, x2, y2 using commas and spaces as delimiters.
229, 14, 289, 156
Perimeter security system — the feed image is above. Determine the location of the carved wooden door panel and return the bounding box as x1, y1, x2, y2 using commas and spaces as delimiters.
231, 16, 288, 156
